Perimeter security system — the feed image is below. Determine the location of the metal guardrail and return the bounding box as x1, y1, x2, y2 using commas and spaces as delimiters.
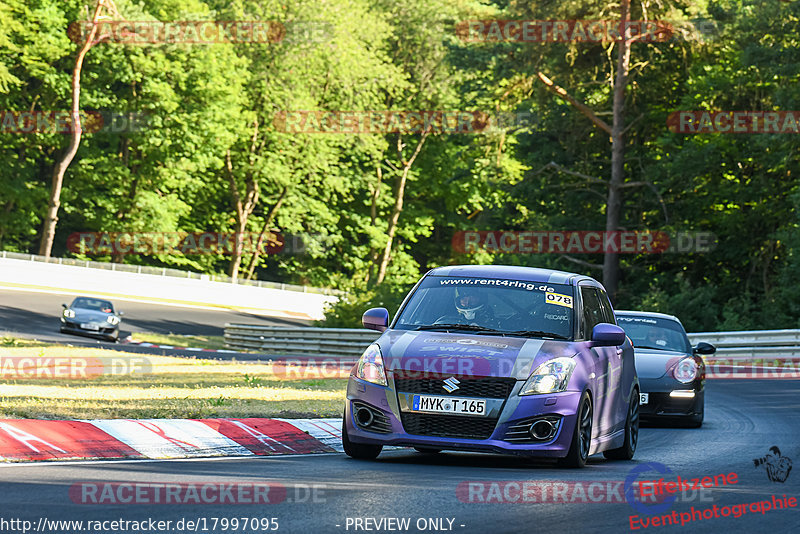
224, 325, 379, 356
224, 325, 800, 361
686, 330, 800, 359
0, 250, 339, 295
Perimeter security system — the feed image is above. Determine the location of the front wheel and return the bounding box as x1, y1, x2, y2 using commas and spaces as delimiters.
342, 413, 382, 460
558, 391, 592, 468
604, 388, 639, 460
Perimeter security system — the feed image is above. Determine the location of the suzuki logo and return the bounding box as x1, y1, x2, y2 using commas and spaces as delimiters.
442, 377, 460, 393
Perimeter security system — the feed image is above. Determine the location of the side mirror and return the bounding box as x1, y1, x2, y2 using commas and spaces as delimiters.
590, 323, 626, 347
693, 342, 716, 355
61, 303, 68, 309
362, 307, 389, 332
118, 311, 124, 317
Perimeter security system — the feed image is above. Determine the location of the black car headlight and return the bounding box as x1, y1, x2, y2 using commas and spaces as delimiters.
673, 357, 698, 383
355, 344, 387, 386
520, 357, 576, 395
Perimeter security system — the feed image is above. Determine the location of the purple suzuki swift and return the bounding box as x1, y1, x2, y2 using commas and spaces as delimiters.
342, 265, 639, 467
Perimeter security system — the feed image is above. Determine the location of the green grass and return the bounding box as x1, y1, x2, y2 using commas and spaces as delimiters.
0, 342, 346, 419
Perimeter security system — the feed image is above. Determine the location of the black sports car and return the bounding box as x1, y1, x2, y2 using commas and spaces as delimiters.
615, 311, 715, 427
60, 297, 122, 342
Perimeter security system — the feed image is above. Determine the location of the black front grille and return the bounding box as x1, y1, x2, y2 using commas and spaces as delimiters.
400, 413, 497, 439
393, 373, 516, 398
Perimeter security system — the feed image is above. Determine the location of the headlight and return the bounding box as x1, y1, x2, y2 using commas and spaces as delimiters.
107, 316, 120, 325
673, 357, 697, 383
63, 309, 76, 319
519, 357, 576, 395
355, 344, 387, 386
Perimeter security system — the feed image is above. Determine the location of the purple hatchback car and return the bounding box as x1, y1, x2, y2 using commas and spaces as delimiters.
342, 265, 639, 467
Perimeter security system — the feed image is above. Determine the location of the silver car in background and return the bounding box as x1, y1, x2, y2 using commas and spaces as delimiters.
60, 297, 122, 342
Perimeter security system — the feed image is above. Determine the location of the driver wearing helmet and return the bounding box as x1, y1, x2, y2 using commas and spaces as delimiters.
450, 287, 498, 327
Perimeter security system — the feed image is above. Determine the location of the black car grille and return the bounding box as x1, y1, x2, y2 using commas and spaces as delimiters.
393, 373, 516, 399
400, 413, 498, 440
640, 392, 699, 416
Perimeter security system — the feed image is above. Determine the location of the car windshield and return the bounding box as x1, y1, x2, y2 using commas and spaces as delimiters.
394, 276, 574, 340
616, 314, 690, 353
72, 297, 114, 313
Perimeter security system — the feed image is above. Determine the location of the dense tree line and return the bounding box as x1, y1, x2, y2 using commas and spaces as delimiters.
0, 0, 798, 331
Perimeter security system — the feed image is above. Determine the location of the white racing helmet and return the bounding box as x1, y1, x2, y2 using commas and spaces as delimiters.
454, 287, 486, 320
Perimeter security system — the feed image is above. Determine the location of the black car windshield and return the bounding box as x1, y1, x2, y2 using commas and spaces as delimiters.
394, 276, 574, 340
72, 297, 114, 313
616, 314, 691, 353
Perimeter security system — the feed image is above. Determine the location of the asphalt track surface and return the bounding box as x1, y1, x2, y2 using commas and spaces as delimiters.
0, 380, 798, 534
0, 289, 311, 359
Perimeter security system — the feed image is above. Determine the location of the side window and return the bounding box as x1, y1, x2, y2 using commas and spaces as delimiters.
580, 287, 604, 340
597, 290, 615, 325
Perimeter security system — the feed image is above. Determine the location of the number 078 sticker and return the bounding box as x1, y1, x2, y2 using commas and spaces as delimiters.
545, 292, 573, 308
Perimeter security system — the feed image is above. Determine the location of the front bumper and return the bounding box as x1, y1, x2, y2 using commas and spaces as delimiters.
60, 318, 119, 339
345, 377, 582, 457
639, 388, 703, 418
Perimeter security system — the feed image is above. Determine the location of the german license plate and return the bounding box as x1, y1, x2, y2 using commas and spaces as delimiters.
81, 323, 100, 331
412, 395, 486, 416
640, 393, 649, 405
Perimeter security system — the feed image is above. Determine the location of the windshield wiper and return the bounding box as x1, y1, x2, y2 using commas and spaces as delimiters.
635, 345, 667, 350
502, 330, 569, 340
414, 324, 504, 334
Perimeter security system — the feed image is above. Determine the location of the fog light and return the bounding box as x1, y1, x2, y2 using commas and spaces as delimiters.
669, 390, 695, 398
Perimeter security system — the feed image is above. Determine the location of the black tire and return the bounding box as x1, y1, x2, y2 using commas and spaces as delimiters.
414, 447, 442, 454
604, 388, 639, 460
342, 413, 382, 460
558, 391, 592, 468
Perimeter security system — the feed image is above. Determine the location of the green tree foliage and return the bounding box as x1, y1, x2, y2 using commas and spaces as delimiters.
1, 0, 799, 332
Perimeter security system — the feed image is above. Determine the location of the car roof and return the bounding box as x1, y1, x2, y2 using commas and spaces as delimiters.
615, 310, 681, 322
426, 264, 599, 286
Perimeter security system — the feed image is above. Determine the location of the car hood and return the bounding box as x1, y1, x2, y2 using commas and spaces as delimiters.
377, 330, 581, 380
72, 309, 114, 323
633, 348, 690, 379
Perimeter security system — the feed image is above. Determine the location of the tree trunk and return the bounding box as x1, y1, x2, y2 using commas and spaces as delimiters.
365, 165, 382, 285
603, 0, 633, 302
38, 1, 110, 258
375, 132, 429, 284
244, 186, 288, 281
225, 149, 259, 282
